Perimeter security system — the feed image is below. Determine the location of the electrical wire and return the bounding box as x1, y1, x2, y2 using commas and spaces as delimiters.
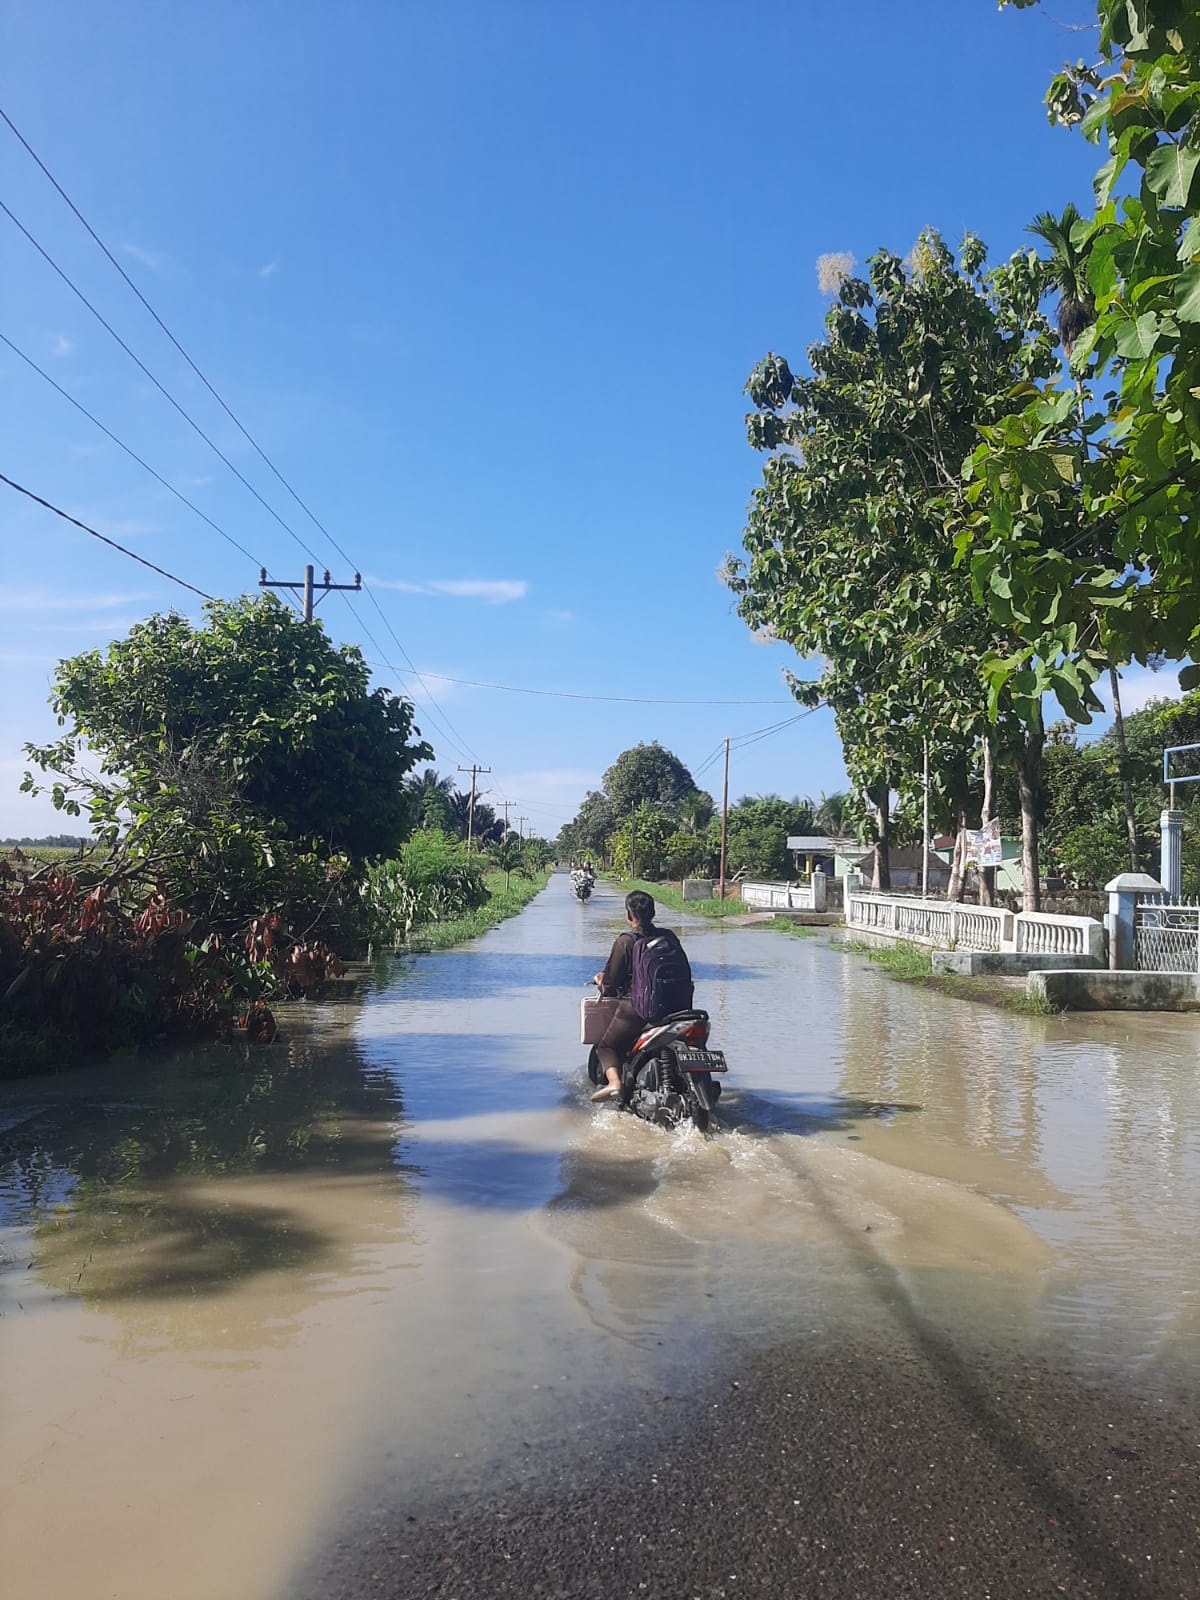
361, 661, 794, 707
0, 197, 326, 567
337, 594, 476, 765
0, 330, 265, 570
0, 106, 484, 762
0, 159, 479, 758
0, 472, 213, 599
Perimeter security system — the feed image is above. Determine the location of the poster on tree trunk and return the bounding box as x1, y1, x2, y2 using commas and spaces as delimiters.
963, 818, 1001, 869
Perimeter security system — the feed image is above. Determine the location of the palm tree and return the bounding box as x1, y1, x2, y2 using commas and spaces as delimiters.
408, 768, 455, 831
1028, 203, 1095, 359
1028, 205, 1139, 871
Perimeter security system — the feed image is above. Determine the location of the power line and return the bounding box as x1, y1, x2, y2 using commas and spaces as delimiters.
337, 594, 476, 765
361, 660, 794, 708
0, 196, 326, 567
0, 472, 213, 599
0, 329, 266, 572
0, 109, 481, 763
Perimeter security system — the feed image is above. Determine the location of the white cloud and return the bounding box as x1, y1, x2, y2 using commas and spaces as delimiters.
369, 576, 527, 605
53, 334, 73, 358
544, 608, 575, 624
1095, 664, 1186, 717
258, 260, 279, 279
369, 577, 428, 595
430, 579, 526, 604
0, 590, 154, 615
122, 242, 164, 271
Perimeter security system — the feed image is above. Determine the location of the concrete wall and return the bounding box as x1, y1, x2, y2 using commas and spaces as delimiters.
1028, 970, 1200, 1011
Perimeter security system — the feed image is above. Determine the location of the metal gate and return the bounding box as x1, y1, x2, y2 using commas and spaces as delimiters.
1134, 898, 1200, 973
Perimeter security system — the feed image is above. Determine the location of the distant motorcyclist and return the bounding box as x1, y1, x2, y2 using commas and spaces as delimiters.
590, 889, 693, 1102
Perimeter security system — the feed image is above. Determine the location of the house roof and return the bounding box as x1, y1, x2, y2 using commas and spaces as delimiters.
786, 835, 837, 851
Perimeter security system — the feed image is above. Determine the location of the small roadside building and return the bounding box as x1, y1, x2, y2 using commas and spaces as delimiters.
785, 835, 872, 878
852, 845, 953, 892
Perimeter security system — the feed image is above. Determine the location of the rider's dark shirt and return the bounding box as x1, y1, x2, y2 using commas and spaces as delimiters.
598, 929, 637, 998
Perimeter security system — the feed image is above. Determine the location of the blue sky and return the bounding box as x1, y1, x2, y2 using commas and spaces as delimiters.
4, 0, 1158, 840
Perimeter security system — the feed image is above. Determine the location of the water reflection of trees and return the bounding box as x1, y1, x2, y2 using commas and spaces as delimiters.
836, 954, 1043, 1168
0, 1025, 414, 1350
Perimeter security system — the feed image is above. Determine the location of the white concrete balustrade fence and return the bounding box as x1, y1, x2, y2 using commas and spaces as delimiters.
741, 878, 827, 912
846, 893, 1104, 961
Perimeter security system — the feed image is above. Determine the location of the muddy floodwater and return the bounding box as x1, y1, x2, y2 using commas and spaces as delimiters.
2, 877, 1198, 1598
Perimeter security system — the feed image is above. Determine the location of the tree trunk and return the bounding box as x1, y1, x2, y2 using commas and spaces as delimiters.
946, 804, 968, 903
870, 785, 891, 892
1017, 719, 1044, 914
1107, 659, 1141, 873
979, 733, 996, 908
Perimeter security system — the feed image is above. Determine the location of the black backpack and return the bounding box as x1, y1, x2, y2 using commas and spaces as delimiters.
630, 927, 693, 1023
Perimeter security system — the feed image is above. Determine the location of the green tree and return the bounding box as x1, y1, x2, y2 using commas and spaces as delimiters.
974, 3, 1200, 724
715, 795, 818, 879
409, 769, 456, 832
24, 594, 431, 930
602, 743, 698, 819
730, 234, 1057, 904
569, 790, 615, 861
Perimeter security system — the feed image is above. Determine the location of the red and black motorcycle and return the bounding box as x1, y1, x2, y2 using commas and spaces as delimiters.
586, 1007, 727, 1133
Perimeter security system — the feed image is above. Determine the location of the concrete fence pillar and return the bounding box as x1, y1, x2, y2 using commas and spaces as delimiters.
1104, 872, 1165, 971
1161, 809, 1185, 901
811, 872, 826, 911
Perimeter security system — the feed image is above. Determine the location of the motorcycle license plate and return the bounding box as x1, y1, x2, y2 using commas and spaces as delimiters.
675, 1047, 727, 1074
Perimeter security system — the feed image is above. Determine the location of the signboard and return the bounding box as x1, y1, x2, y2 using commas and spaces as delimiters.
962, 818, 1002, 869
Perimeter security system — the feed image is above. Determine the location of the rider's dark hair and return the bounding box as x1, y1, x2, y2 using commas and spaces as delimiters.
625, 890, 655, 929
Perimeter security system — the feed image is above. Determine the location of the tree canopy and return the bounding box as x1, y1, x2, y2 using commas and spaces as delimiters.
729, 232, 1056, 898
602, 742, 699, 818
25, 594, 432, 912
971, 1, 1200, 711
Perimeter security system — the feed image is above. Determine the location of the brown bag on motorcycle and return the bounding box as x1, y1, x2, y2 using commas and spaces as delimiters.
580, 996, 620, 1044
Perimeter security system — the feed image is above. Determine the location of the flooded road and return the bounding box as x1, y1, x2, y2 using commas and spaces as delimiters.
1, 876, 1197, 1598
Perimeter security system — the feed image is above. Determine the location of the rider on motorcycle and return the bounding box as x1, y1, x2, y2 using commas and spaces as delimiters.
590, 890, 692, 1102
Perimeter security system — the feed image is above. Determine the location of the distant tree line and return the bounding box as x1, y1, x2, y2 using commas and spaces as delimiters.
553, 740, 851, 881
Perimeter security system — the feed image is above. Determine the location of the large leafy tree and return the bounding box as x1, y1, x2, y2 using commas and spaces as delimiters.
25, 595, 432, 923
708, 795, 818, 880
602, 742, 699, 819
972, 2, 1200, 716
730, 234, 1057, 903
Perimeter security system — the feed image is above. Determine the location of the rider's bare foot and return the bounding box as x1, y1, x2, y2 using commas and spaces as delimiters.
590, 1084, 619, 1102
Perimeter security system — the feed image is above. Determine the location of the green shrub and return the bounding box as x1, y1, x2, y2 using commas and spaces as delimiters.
362, 830, 489, 944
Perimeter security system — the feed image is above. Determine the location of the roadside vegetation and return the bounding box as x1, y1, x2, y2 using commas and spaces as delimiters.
1, 597, 554, 1078
836, 938, 1054, 1017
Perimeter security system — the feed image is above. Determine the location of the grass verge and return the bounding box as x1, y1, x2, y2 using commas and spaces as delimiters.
400, 869, 551, 952
834, 937, 1056, 1017
614, 878, 749, 919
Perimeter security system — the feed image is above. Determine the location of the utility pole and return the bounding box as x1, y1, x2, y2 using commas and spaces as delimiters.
921, 739, 930, 901
259, 565, 361, 622
516, 815, 528, 842
630, 803, 637, 882
718, 738, 730, 900
501, 799, 512, 837
457, 764, 491, 853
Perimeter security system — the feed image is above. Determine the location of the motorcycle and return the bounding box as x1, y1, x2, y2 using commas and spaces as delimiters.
571, 868, 594, 902
586, 1004, 727, 1133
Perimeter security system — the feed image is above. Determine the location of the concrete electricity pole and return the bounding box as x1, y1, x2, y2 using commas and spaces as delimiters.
718, 738, 730, 900
259, 565, 361, 622
457, 764, 492, 853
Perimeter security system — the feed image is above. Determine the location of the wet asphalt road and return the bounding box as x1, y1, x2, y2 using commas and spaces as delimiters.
302, 1333, 1198, 1600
